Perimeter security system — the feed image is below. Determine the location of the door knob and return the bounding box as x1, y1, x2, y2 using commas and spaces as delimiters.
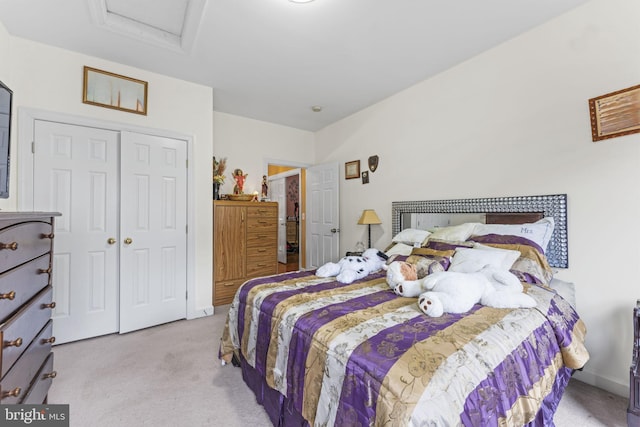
124, 237, 133, 245
107, 238, 117, 245
330, 228, 340, 233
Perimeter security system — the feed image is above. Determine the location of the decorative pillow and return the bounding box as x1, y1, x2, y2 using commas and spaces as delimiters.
467, 234, 554, 285
385, 242, 414, 256
392, 228, 431, 245
471, 217, 555, 252
427, 222, 479, 243
417, 239, 474, 258
449, 246, 521, 273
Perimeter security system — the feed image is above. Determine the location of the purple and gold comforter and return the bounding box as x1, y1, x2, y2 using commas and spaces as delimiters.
219, 270, 588, 426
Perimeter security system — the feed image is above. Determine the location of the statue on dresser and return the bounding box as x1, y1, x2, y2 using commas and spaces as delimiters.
233, 168, 248, 194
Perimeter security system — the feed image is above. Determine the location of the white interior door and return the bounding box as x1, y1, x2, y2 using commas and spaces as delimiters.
33, 120, 120, 344
119, 131, 187, 333
306, 162, 339, 269
269, 176, 287, 264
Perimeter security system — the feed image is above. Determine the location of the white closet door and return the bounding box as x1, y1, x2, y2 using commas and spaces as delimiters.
118, 131, 187, 333
33, 120, 120, 344
306, 163, 340, 269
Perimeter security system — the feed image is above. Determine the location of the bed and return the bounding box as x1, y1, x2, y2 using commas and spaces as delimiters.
219, 194, 589, 426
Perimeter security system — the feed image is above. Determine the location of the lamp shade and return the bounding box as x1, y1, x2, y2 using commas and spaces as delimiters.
357, 209, 382, 225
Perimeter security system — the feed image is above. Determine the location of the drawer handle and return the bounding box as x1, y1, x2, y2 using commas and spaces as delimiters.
2, 387, 21, 398
0, 242, 18, 251
0, 290, 15, 300
5, 337, 23, 347
38, 267, 52, 274
41, 336, 56, 344
41, 233, 54, 239
42, 302, 56, 310
257, 249, 266, 252
43, 371, 57, 380
223, 283, 236, 287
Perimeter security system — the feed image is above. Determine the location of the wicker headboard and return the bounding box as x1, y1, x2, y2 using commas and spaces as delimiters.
391, 194, 568, 268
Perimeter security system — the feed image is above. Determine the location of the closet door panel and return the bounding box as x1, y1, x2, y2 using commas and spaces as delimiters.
32, 120, 119, 344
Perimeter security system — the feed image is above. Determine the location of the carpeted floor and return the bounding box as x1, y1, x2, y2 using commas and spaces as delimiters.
48, 306, 629, 426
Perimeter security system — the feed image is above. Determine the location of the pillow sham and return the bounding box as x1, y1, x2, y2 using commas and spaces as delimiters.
418, 239, 474, 258
385, 242, 414, 256
467, 234, 554, 285
426, 222, 479, 243
406, 253, 449, 277
392, 228, 431, 245
471, 217, 555, 252
449, 246, 521, 273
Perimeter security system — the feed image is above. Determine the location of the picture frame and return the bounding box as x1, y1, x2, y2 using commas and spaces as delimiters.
345, 160, 360, 179
589, 84, 640, 142
361, 171, 369, 184
83, 66, 148, 115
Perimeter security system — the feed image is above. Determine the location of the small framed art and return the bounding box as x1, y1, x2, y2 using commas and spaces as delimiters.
361, 171, 369, 184
589, 84, 640, 142
83, 66, 148, 115
345, 160, 360, 179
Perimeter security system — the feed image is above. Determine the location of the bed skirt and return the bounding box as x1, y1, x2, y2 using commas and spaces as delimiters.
239, 353, 573, 427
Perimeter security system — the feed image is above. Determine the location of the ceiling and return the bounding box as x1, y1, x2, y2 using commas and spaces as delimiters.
0, 0, 590, 131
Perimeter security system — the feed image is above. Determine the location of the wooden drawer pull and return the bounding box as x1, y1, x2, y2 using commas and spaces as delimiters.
0, 242, 18, 251
0, 290, 15, 300
43, 371, 57, 380
5, 337, 23, 347
42, 302, 56, 309
38, 267, 52, 274
2, 387, 21, 398
41, 336, 56, 344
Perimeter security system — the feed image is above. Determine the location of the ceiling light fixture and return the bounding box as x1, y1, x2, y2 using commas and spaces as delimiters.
311, 106, 322, 112
289, 0, 314, 3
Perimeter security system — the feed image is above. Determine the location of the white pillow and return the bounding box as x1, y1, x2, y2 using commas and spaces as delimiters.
449, 247, 520, 273
392, 228, 431, 245
427, 222, 479, 242
385, 242, 414, 256
471, 243, 522, 269
471, 217, 555, 251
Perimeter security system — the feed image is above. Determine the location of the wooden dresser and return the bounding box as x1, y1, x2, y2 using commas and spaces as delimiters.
213, 201, 278, 306
0, 212, 59, 404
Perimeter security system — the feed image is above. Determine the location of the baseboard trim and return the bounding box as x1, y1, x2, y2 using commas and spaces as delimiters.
573, 369, 629, 398
188, 305, 214, 319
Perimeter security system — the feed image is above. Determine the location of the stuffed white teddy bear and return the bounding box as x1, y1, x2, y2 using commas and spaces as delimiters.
316, 248, 389, 284
392, 264, 536, 317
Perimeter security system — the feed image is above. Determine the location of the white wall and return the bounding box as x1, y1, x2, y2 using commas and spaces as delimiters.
212, 111, 315, 195
316, 0, 640, 396
0, 29, 215, 317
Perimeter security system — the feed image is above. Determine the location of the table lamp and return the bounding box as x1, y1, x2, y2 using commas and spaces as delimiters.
357, 209, 382, 249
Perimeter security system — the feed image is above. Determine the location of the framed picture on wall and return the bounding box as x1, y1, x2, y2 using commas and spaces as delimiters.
345, 160, 360, 179
83, 66, 148, 115
589, 84, 640, 142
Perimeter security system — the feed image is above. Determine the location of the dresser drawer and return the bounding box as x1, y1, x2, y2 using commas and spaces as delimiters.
0, 221, 53, 272
0, 254, 51, 321
0, 321, 54, 403
247, 217, 277, 233
246, 232, 277, 248
21, 353, 55, 404
247, 246, 277, 259
247, 206, 277, 218
246, 260, 277, 278
0, 286, 54, 377
214, 278, 247, 306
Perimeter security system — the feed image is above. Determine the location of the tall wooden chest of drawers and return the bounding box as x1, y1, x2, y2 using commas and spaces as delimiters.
213, 201, 278, 306
0, 212, 59, 404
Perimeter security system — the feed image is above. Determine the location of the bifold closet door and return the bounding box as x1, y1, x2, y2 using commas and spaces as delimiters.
118, 131, 187, 333
33, 120, 120, 344
33, 122, 188, 343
